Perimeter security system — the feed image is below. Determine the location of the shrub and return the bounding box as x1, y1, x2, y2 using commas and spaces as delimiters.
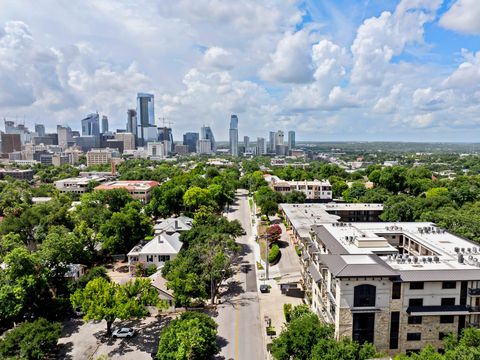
146, 264, 158, 276
284, 303, 292, 323
268, 244, 280, 264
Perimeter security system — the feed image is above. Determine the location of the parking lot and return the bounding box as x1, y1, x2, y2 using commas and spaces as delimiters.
57, 315, 172, 360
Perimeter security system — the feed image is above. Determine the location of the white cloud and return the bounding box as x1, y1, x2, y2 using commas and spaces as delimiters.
440, 0, 480, 35
312, 39, 350, 85
201, 47, 234, 70
373, 84, 403, 113
350, 0, 441, 85
260, 29, 315, 83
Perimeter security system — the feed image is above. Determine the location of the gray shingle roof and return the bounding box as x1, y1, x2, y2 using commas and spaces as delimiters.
311, 225, 347, 254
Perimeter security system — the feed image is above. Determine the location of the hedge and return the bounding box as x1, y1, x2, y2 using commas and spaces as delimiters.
268, 244, 280, 264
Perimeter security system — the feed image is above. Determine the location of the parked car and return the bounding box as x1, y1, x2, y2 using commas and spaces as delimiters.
259, 284, 269, 293
112, 327, 135, 338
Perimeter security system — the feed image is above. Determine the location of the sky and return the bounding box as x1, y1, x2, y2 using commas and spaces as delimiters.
1, 0, 480, 142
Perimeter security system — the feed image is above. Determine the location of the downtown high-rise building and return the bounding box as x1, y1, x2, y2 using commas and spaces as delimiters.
81, 113, 100, 136
102, 115, 109, 133
269, 131, 276, 153
288, 130, 296, 149
256, 137, 266, 155
200, 125, 216, 152
126, 109, 137, 134
229, 114, 239, 157
183, 132, 199, 153
136, 93, 155, 146
57, 125, 72, 148
158, 127, 174, 153
244, 136, 250, 150
35, 124, 45, 137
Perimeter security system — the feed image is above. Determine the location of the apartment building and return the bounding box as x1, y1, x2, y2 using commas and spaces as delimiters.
86, 148, 118, 167
265, 175, 332, 201
94, 180, 159, 203
55, 175, 107, 194
300, 221, 480, 356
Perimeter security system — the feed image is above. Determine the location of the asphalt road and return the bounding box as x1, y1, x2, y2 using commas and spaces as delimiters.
215, 189, 265, 360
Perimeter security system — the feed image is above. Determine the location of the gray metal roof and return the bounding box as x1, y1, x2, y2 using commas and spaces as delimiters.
308, 264, 322, 283
312, 225, 348, 254
318, 254, 399, 278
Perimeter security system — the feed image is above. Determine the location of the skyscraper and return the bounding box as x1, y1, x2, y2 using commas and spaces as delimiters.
102, 116, 109, 133
244, 136, 250, 150
81, 113, 100, 136
229, 114, 239, 156
269, 131, 276, 153
183, 132, 199, 153
275, 130, 284, 146
126, 109, 137, 134
288, 130, 296, 149
256, 137, 266, 155
158, 127, 174, 153
200, 125, 216, 152
35, 124, 45, 137
57, 125, 72, 148
136, 93, 155, 146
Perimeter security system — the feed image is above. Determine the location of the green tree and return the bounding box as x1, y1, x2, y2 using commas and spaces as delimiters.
100, 202, 152, 254
270, 311, 333, 360
156, 311, 218, 360
0, 318, 62, 360
71, 277, 161, 335
183, 187, 213, 212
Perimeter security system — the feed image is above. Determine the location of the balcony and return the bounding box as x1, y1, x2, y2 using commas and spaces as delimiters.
468, 306, 480, 313
407, 305, 470, 316
468, 288, 480, 296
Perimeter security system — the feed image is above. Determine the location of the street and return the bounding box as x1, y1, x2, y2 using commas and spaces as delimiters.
215, 189, 265, 360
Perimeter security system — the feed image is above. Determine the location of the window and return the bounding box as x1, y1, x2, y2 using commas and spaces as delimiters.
442, 281, 456, 289
407, 333, 421, 341
389, 312, 400, 350
410, 282, 424, 290
392, 282, 401, 299
409, 298, 424, 307
441, 298, 455, 306
440, 315, 454, 324
146, 255, 153, 262
439, 332, 450, 340
354, 284, 376, 307
408, 316, 422, 324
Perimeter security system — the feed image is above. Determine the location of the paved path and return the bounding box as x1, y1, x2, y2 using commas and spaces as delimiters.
215, 189, 265, 360
276, 220, 302, 282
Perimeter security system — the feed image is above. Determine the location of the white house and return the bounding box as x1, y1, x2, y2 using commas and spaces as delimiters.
127, 233, 182, 270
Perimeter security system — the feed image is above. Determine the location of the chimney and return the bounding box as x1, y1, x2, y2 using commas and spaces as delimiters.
175, 220, 179, 229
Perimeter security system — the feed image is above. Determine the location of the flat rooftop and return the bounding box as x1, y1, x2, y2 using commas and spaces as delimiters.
95, 180, 159, 191
281, 203, 384, 239
56, 175, 106, 185
313, 222, 480, 278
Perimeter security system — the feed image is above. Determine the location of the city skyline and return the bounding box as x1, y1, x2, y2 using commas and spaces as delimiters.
0, 1, 480, 141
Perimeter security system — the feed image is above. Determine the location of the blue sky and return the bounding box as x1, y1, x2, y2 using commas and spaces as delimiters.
0, 0, 480, 141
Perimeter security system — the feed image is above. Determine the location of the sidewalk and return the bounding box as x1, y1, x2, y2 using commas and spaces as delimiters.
249, 198, 304, 355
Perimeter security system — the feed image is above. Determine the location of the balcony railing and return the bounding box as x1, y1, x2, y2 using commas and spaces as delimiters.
468, 306, 480, 313
468, 288, 480, 296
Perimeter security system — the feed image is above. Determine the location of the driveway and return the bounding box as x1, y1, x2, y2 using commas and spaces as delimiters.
57, 315, 172, 360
